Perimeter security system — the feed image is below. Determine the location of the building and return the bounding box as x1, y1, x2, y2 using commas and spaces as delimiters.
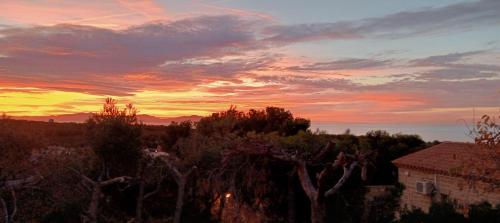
393, 142, 500, 214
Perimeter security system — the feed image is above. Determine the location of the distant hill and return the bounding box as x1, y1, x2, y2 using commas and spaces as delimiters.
12, 113, 203, 125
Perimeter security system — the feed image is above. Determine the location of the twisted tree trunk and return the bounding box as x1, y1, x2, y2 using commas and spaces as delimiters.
0, 175, 41, 223
173, 180, 186, 223
73, 169, 132, 223
135, 180, 145, 223
135, 159, 146, 223
1, 197, 8, 223
296, 161, 327, 223
310, 201, 327, 223
287, 174, 297, 223
144, 151, 196, 223
87, 184, 102, 223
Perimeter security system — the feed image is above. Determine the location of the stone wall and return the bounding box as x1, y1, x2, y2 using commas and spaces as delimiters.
398, 167, 500, 214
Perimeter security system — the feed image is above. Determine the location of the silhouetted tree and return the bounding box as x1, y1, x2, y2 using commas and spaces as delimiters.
86, 98, 142, 176
76, 98, 142, 222
363, 130, 425, 184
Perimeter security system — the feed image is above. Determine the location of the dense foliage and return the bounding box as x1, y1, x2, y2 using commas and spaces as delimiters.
196, 106, 311, 137
399, 201, 500, 223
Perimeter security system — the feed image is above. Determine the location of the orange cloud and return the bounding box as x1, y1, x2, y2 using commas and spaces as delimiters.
349, 92, 428, 109
115, 0, 168, 21
0, 0, 166, 28
198, 3, 277, 22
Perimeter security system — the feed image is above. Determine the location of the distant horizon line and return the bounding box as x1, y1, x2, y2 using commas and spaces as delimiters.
4, 112, 474, 125
4, 112, 475, 142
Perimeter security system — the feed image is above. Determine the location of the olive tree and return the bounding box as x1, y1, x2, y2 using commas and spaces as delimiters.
74, 98, 142, 222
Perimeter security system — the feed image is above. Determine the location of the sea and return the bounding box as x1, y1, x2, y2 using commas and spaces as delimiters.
311, 122, 474, 142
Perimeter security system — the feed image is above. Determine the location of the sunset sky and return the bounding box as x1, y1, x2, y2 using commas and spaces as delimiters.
0, 0, 499, 124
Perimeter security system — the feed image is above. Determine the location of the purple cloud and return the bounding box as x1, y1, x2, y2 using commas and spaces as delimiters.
0, 15, 261, 77
161, 55, 277, 80
409, 51, 485, 67
0, 15, 267, 95
262, 0, 500, 44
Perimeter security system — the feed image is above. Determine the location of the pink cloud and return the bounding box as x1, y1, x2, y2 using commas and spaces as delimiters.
0, 0, 152, 28
115, 0, 168, 21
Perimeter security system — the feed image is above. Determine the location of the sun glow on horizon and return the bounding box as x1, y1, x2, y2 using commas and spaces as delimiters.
0, 88, 232, 117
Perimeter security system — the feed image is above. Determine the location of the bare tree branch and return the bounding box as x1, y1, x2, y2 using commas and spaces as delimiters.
100, 176, 132, 187
296, 161, 318, 200
325, 161, 359, 197
316, 161, 342, 198
144, 152, 183, 182
313, 141, 335, 162
142, 151, 196, 223
144, 168, 167, 200
69, 165, 132, 223
3, 175, 42, 189
69, 168, 96, 186
144, 180, 162, 200
8, 188, 16, 222
1, 197, 8, 223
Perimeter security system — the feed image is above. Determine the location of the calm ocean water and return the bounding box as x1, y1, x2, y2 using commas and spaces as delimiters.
311, 123, 474, 142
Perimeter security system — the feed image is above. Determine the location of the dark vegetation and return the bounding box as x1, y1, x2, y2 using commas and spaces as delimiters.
1, 99, 495, 222
400, 200, 500, 223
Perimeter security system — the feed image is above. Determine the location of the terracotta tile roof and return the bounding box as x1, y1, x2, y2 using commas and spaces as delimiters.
392, 142, 499, 182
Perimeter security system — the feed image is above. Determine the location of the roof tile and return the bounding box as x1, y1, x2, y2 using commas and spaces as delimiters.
392, 142, 499, 182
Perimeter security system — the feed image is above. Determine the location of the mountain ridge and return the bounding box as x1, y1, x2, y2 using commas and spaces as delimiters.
10, 113, 203, 125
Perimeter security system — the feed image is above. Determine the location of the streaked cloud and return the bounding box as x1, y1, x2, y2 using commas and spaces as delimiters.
262, 0, 500, 44
0, 0, 162, 28
285, 58, 391, 71
409, 51, 485, 67
0, 15, 264, 95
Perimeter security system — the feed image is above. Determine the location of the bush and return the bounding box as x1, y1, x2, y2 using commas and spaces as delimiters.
399, 201, 500, 223
427, 201, 467, 223
399, 208, 427, 223
162, 121, 192, 150
468, 202, 500, 223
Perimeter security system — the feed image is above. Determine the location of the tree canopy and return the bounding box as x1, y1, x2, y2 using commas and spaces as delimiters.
196, 106, 311, 137
1, 100, 473, 223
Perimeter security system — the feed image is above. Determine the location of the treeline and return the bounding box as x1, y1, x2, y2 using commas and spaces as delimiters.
0, 119, 165, 148
0, 99, 431, 223
0, 119, 87, 147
